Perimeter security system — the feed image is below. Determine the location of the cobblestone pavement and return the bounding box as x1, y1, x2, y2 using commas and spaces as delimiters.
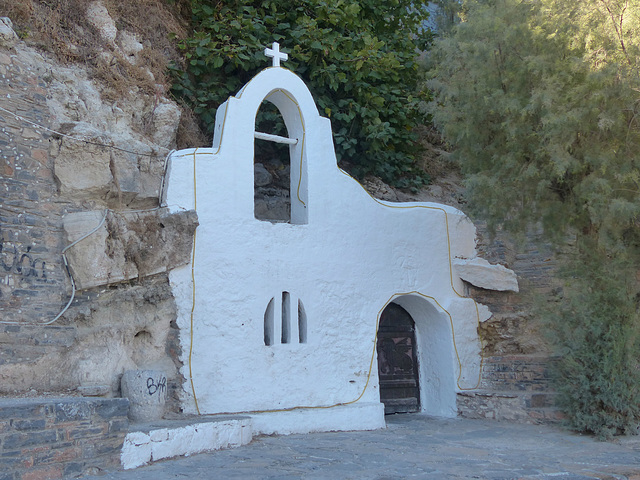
87, 414, 640, 480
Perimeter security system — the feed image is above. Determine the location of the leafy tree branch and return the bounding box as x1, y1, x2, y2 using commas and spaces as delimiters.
170, 0, 433, 188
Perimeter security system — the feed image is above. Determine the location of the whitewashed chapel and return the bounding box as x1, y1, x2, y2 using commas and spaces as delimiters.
164, 43, 516, 435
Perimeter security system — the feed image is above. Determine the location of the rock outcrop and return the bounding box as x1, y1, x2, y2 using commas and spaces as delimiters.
0, 10, 189, 405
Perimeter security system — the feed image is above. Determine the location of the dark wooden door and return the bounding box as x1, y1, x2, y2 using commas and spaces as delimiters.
376, 303, 420, 414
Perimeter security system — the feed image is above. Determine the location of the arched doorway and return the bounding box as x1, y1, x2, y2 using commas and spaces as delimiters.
376, 302, 420, 414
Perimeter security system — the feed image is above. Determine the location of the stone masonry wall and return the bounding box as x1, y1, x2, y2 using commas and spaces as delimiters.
0, 47, 67, 324
457, 225, 563, 422
0, 397, 129, 480
397, 179, 564, 423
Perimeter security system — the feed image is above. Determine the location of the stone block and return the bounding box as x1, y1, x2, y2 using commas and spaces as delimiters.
63, 209, 197, 290
86, 1, 117, 44
93, 398, 129, 420
54, 401, 93, 422
118, 208, 198, 278
80, 442, 96, 460
62, 210, 121, 290
453, 256, 519, 292
61, 462, 84, 478
36, 445, 81, 465
107, 418, 129, 433
148, 428, 169, 443
0, 453, 28, 469
151, 102, 181, 149
121, 370, 166, 422
0, 345, 48, 365
149, 428, 177, 461
93, 435, 125, 456
52, 121, 167, 207
11, 419, 46, 431
53, 124, 113, 199
66, 426, 105, 440
254, 163, 273, 186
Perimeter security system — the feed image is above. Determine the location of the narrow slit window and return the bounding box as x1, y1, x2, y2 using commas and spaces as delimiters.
298, 299, 307, 344
264, 297, 275, 346
281, 291, 291, 343
264, 293, 307, 346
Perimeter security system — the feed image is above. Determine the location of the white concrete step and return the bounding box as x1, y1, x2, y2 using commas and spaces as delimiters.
120, 415, 253, 469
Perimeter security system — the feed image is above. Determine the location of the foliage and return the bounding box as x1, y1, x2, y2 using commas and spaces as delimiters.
170, 0, 432, 187
428, 0, 640, 435
544, 246, 640, 438
429, 0, 464, 31
429, 0, 640, 243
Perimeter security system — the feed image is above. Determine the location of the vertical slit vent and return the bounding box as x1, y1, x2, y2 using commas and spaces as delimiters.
298, 299, 307, 343
264, 297, 275, 346
281, 291, 290, 343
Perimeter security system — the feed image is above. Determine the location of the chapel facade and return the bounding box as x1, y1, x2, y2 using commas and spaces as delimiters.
164, 44, 516, 434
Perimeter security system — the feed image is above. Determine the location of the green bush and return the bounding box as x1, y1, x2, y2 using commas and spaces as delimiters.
428, 0, 640, 435
170, 0, 432, 187
545, 248, 640, 438
428, 0, 640, 243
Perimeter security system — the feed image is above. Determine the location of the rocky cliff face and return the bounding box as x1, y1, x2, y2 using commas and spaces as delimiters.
0, 6, 194, 408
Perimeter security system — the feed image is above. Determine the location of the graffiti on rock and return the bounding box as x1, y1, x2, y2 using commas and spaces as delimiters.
146, 376, 167, 396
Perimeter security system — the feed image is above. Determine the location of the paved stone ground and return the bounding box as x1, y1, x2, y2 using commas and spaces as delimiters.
87, 414, 640, 480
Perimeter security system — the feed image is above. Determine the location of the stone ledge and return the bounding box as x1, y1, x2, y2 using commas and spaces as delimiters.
457, 390, 562, 423
453, 256, 519, 292
121, 415, 253, 470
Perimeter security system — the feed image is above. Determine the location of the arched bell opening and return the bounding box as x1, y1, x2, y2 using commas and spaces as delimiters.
252, 88, 308, 225
254, 100, 292, 223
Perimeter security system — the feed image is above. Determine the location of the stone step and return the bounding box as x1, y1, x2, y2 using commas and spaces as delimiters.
120, 415, 253, 470
457, 390, 563, 423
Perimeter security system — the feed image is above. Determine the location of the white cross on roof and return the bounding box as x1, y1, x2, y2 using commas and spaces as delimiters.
264, 42, 288, 67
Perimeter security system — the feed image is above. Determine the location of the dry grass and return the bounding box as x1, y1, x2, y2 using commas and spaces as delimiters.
0, 0, 206, 141
175, 104, 210, 149
1, 0, 94, 61
0, 0, 187, 94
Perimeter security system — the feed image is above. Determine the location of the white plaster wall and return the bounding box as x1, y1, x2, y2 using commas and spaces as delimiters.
249, 403, 385, 436
121, 418, 252, 469
165, 67, 491, 431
